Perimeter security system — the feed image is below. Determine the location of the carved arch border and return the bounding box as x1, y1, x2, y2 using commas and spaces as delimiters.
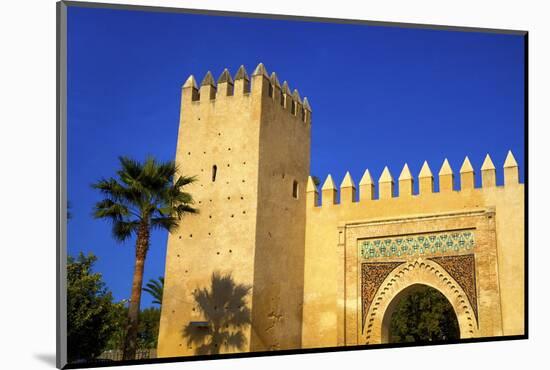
362, 257, 479, 344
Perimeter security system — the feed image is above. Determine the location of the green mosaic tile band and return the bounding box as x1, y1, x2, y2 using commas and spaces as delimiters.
360, 230, 474, 259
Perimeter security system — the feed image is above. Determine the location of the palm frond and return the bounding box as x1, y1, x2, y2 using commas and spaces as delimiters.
150, 217, 179, 232
92, 156, 199, 248
112, 220, 140, 242
92, 177, 142, 208
155, 159, 177, 180
174, 175, 197, 189
92, 178, 122, 198
140, 157, 175, 192
92, 199, 129, 221
143, 276, 164, 305
166, 191, 194, 208
173, 204, 199, 219
118, 156, 143, 181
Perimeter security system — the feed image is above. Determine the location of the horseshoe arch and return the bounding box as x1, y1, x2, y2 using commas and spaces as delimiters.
362, 257, 479, 344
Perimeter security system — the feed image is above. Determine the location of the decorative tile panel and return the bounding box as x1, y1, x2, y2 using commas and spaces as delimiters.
361, 261, 404, 332
360, 230, 474, 259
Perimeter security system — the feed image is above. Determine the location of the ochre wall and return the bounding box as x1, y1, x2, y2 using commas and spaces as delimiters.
158, 72, 261, 357
158, 66, 524, 356
158, 66, 311, 356
250, 72, 310, 351
302, 164, 524, 348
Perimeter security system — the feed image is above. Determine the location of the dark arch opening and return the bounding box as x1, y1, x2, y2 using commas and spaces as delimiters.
387, 284, 459, 343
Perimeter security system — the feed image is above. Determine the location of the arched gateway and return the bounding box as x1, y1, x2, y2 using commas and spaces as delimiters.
328, 208, 510, 347
364, 258, 478, 344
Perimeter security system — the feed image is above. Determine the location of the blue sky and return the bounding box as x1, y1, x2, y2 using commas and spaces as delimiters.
67, 6, 525, 308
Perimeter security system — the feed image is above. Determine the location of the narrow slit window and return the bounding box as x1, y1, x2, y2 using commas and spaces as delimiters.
268, 84, 274, 98
292, 180, 299, 199
212, 165, 217, 182
280, 92, 284, 106
291, 101, 296, 115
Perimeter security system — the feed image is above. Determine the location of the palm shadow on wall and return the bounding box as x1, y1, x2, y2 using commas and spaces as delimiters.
182, 272, 252, 355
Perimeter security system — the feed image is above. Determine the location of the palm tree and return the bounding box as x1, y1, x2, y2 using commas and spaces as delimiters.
143, 277, 164, 306
182, 272, 251, 355
92, 156, 197, 360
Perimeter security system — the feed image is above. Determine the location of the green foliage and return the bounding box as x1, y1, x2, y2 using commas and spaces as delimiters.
137, 307, 161, 349
105, 306, 161, 350
182, 272, 251, 355
143, 277, 164, 306
389, 285, 460, 343
92, 156, 198, 244
67, 253, 123, 362
104, 303, 128, 351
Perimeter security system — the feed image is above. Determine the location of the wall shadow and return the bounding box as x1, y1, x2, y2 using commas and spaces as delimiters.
182, 272, 251, 355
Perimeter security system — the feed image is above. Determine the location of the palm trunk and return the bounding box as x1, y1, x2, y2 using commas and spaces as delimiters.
122, 219, 149, 360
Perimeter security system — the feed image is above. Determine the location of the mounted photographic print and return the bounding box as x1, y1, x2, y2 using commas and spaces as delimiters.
57, 1, 527, 368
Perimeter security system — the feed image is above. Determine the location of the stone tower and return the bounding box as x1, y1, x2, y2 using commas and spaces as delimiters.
157, 63, 312, 356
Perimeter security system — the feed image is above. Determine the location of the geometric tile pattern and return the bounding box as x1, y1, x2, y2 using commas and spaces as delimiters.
360, 230, 475, 259
429, 254, 478, 324
361, 261, 404, 332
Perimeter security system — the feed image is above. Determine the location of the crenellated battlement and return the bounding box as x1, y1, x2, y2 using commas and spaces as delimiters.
162, 61, 525, 355
181, 63, 312, 124
307, 151, 522, 207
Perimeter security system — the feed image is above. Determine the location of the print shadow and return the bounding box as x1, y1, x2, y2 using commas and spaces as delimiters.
33, 353, 56, 366
182, 271, 251, 355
